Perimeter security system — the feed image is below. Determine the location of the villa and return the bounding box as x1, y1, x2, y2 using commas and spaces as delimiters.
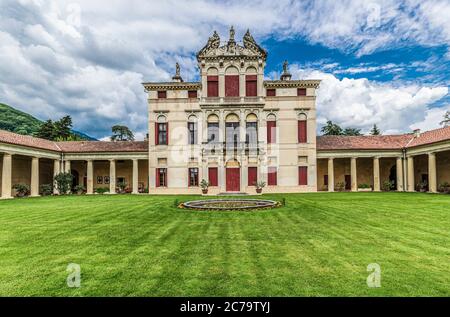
1, 28, 450, 198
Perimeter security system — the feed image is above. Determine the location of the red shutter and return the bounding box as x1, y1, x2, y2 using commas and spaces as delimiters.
158, 91, 167, 99
267, 121, 276, 143
248, 167, 257, 186
225, 75, 239, 97
299, 166, 308, 185
268, 167, 277, 186
188, 90, 197, 98
166, 122, 169, 145
156, 168, 160, 187
266, 89, 276, 96
208, 167, 218, 186
207, 76, 218, 97
298, 120, 307, 143
297, 88, 306, 96
155, 123, 159, 145
246, 75, 257, 97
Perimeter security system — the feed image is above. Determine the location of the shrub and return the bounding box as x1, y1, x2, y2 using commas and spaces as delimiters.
95, 187, 109, 194
13, 184, 30, 197
335, 182, 345, 192
200, 179, 209, 190
117, 182, 127, 193
417, 180, 428, 192
40, 184, 53, 196
73, 185, 86, 195
438, 182, 450, 193
358, 183, 371, 189
382, 180, 395, 191
256, 181, 266, 189
54, 172, 74, 195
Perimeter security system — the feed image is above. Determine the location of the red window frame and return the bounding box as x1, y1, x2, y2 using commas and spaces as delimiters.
298, 120, 307, 143
225, 75, 239, 97
297, 88, 306, 96
299, 166, 308, 185
157, 91, 167, 99
266, 89, 276, 96
248, 167, 257, 186
268, 167, 277, 186
267, 121, 276, 144
208, 167, 218, 186
207, 76, 219, 97
156, 168, 167, 187
245, 75, 257, 97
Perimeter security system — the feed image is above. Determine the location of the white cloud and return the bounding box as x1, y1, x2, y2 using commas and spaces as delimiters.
0, 0, 449, 138
290, 65, 448, 134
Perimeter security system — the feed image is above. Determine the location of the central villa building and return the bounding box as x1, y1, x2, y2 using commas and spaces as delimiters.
1, 28, 450, 197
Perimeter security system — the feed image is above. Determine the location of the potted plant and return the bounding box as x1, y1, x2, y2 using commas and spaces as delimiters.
117, 181, 127, 194
73, 185, 86, 195
417, 180, 428, 192
256, 181, 266, 194
200, 179, 209, 194
382, 180, 395, 192
335, 182, 345, 192
438, 182, 450, 194
358, 183, 372, 192
39, 184, 53, 196
13, 184, 30, 198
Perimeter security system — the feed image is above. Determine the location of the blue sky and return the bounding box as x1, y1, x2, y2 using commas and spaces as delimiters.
0, 0, 449, 139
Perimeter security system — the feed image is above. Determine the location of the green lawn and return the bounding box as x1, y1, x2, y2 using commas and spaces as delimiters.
0, 193, 449, 296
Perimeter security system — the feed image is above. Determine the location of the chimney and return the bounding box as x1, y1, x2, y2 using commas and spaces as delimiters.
413, 129, 421, 138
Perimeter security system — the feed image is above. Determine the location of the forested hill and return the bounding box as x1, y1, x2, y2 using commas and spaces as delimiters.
0, 103, 96, 140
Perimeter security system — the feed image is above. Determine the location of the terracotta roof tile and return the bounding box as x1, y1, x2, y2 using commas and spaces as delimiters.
0, 130, 61, 152
406, 126, 450, 148
56, 141, 148, 153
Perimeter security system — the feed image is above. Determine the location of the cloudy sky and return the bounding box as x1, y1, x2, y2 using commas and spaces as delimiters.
0, 0, 449, 140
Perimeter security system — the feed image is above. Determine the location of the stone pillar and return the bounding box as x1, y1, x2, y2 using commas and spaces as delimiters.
86, 160, 93, 195
109, 159, 116, 194
373, 157, 380, 192
407, 156, 415, 192
239, 73, 245, 98
1, 153, 13, 199
327, 158, 334, 192
30, 157, 40, 197
53, 160, 60, 194
428, 153, 437, 193
219, 72, 225, 99
350, 157, 357, 192
396, 157, 404, 191
132, 159, 139, 194
64, 160, 71, 173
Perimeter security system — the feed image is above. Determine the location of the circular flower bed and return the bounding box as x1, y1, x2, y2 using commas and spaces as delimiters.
181, 199, 280, 211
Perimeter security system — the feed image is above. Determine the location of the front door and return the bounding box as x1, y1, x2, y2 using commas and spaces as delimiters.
345, 175, 351, 190
226, 168, 240, 192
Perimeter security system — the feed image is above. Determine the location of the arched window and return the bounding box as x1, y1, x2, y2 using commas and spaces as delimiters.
225, 66, 239, 97
225, 113, 240, 147
207, 67, 218, 97
246, 67, 257, 97
187, 115, 198, 145
298, 113, 307, 143
207, 114, 219, 144
246, 113, 258, 146
155, 115, 168, 145
266, 113, 276, 144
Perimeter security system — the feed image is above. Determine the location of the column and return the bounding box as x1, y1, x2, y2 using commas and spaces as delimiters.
407, 156, 415, 192
1, 153, 12, 199
351, 157, 357, 192
219, 72, 225, 99
53, 160, 60, 194
396, 157, 404, 191
239, 72, 245, 98
86, 160, 93, 194
109, 159, 116, 194
30, 157, 40, 197
132, 159, 139, 194
373, 157, 380, 192
64, 160, 71, 173
428, 153, 437, 193
327, 158, 334, 192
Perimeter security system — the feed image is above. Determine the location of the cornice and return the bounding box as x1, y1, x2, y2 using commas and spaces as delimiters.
143, 82, 201, 92
264, 80, 321, 89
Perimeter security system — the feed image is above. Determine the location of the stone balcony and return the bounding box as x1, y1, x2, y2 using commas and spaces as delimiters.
201, 141, 265, 157
199, 96, 265, 108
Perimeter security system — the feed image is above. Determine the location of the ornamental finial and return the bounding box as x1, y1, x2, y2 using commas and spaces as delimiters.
230, 26, 235, 41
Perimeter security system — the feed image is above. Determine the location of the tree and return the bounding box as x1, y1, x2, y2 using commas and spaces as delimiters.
35, 119, 55, 140
53, 115, 73, 140
111, 125, 135, 141
370, 124, 381, 135
343, 128, 362, 136
440, 111, 450, 127
321, 120, 343, 135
